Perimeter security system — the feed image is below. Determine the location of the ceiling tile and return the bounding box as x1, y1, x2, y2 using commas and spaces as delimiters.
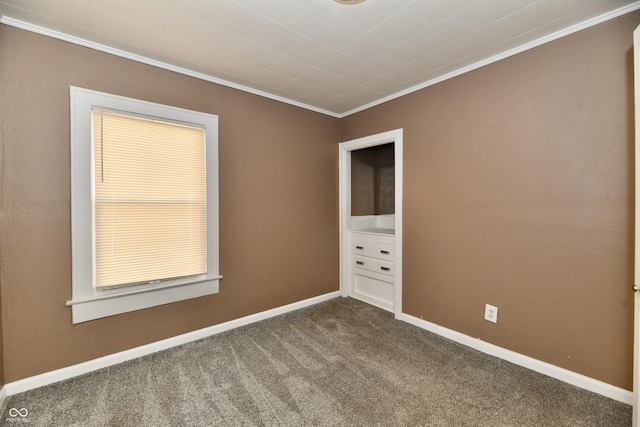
451, 19, 524, 55
429, 2, 500, 37
250, 68, 297, 90
0, 1, 31, 21
450, 1, 576, 58
0, 0, 26, 9
407, 0, 468, 25
148, 2, 224, 44
197, 27, 249, 59
311, 15, 363, 50
341, 83, 383, 103
203, 1, 267, 38
366, 72, 404, 94
22, 0, 96, 28
297, 67, 338, 86
314, 51, 359, 75
322, 75, 361, 95
156, 0, 268, 40
279, 79, 335, 100
174, 44, 234, 73
338, 0, 407, 31
393, 27, 449, 57
383, 59, 431, 84
237, 41, 284, 69
268, 56, 312, 79
339, 33, 396, 63
251, 20, 300, 54
79, 0, 153, 23
415, 42, 468, 71
368, 6, 427, 46
481, 0, 538, 19
359, 48, 411, 69
223, 57, 265, 83
233, 0, 332, 33
309, 0, 346, 14
328, 95, 361, 112
287, 37, 336, 66
1, 0, 637, 115
341, 62, 382, 85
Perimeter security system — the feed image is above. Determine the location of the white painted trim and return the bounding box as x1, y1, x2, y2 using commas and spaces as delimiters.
400, 313, 633, 405
4, 291, 340, 396
351, 214, 395, 231
339, 129, 403, 319
69, 86, 221, 323
340, 1, 640, 117
0, 17, 340, 119
339, 147, 350, 299
632, 22, 640, 427
3, 292, 630, 405
2, 3, 640, 119
393, 135, 403, 320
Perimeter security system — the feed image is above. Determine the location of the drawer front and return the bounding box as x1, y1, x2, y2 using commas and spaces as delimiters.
353, 274, 394, 312
352, 240, 394, 261
353, 255, 394, 277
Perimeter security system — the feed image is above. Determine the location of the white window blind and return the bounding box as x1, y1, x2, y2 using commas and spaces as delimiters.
92, 108, 207, 289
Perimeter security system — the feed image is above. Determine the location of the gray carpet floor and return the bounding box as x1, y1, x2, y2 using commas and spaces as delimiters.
0, 297, 632, 426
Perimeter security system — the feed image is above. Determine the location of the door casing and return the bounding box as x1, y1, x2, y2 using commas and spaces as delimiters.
632, 24, 640, 427
338, 129, 403, 318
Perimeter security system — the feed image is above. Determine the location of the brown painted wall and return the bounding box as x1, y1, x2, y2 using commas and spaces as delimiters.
341, 12, 639, 390
0, 25, 340, 382
1, 10, 638, 391
351, 148, 377, 215
0, 271, 3, 388
351, 144, 395, 216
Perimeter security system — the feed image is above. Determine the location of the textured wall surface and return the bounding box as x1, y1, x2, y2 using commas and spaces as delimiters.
350, 144, 394, 216
341, 13, 639, 390
0, 25, 340, 382
351, 148, 376, 216
1, 10, 639, 392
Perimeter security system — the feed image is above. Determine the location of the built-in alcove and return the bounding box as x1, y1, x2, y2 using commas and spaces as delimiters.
351, 143, 395, 216
339, 129, 402, 318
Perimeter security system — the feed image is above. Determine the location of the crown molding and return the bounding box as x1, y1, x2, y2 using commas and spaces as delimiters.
0, 16, 341, 118
2, 1, 640, 119
339, 0, 640, 117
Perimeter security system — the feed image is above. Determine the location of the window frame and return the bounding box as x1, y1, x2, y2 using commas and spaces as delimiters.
68, 86, 221, 324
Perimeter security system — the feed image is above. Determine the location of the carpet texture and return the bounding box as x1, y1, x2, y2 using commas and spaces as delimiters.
0, 297, 632, 426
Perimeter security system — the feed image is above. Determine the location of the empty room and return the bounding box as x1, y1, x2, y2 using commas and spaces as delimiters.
1, 0, 640, 425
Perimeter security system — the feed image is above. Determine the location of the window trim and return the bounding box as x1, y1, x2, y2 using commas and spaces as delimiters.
68, 86, 221, 324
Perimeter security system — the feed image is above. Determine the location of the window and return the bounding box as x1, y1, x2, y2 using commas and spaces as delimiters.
92, 109, 207, 289
68, 87, 220, 324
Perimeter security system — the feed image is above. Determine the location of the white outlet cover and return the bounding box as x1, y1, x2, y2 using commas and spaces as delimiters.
485, 304, 498, 323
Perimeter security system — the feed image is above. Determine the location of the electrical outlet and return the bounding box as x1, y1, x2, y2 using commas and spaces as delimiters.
485, 304, 498, 323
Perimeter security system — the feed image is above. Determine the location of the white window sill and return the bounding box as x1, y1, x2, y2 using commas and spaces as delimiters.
66, 276, 222, 323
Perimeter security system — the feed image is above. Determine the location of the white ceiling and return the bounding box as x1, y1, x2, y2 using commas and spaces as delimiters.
1, 0, 639, 117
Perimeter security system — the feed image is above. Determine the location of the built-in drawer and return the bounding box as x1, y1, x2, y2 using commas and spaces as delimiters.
353, 274, 394, 312
352, 240, 394, 261
353, 255, 394, 277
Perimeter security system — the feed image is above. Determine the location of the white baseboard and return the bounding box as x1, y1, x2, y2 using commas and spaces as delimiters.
5, 291, 340, 396
5, 293, 631, 406
400, 313, 633, 405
